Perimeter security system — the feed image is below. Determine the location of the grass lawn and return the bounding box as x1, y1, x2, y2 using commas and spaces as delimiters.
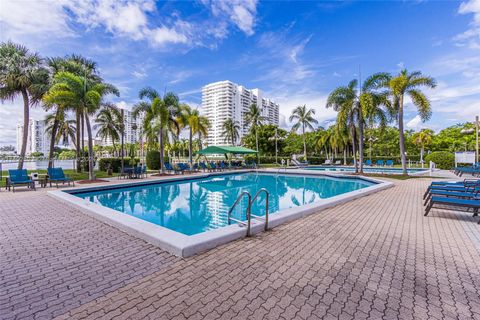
0, 169, 117, 188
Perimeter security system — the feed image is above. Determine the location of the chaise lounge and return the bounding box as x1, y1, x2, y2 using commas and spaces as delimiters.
8, 169, 36, 192
47, 168, 74, 188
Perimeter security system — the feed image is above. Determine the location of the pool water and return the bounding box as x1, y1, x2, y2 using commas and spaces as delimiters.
305, 166, 426, 174
72, 173, 374, 235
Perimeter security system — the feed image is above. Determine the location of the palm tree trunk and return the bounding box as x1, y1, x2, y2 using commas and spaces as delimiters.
75, 111, 81, 172
48, 108, 60, 169
81, 113, 85, 170
84, 114, 95, 180
303, 125, 307, 161
358, 120, 364, 173
159, 128, 165, 173
18, 89, 30, 170
256, 128, 260, 164
120, 125, 124, 173
351, 125, 358, 173
189, 127, 193, 167
398, 96, 407, 174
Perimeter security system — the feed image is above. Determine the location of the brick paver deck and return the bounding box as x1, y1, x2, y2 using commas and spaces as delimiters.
1, 178, 480, 319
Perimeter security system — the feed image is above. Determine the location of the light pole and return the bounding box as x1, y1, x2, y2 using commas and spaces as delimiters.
268, 128, 283, 165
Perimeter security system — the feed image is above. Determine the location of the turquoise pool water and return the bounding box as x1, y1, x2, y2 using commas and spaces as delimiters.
72, 173, 374, 235
305, 166, 426, 174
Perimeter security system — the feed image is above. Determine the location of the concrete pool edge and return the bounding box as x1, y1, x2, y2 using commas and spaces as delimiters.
48, 170, 394, 258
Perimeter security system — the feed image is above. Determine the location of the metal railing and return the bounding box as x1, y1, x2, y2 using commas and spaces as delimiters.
227, 188, 270, 236
250, 188, 269, 231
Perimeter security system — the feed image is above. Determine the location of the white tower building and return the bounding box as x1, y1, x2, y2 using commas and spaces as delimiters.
202, 80, 280, 146
16, 118, 49, 155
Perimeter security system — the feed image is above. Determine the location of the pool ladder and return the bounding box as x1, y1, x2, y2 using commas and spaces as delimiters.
227, 188, 270, 237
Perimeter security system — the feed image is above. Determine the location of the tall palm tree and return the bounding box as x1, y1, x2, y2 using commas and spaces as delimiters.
326, 80, 360, 172
375, 69, 436, 174
45, 112, 76, 148
177, 104, 210, 165
0, 41, 48, 169
44, 71, 119, 180
132, 87, 180, 173
221, 118, 241, 146
412, 129, 433, 165
94, 104, 123, 154
357, 74, 391, 172
289, 105, 318, 160
326, 76, 390, 173
244, 103, 265, 159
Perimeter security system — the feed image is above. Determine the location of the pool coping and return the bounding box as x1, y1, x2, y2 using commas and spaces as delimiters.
299, 165, 432, 175
48, 169, 393, 258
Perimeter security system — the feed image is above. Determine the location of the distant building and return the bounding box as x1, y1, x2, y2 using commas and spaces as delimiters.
202, 80, 280, 146
16, 118, 49, 155
99, 109, 144, 147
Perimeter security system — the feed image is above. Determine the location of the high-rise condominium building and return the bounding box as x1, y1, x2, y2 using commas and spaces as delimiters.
16, 118, 49, 155
202, 80, 280, 146
100, 109, 145, 147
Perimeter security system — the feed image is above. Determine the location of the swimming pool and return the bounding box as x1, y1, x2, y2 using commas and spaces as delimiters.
49, 171, 392, 257
304, 166, 428, 175
71, 172, 375, 236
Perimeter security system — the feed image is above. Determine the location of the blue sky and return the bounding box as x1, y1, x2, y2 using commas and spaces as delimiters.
1, 0, 480, 145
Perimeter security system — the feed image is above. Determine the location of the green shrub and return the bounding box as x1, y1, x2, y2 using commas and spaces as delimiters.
98, 157, 140, 173
425, 151, 454, 169
146, 151, 160, 170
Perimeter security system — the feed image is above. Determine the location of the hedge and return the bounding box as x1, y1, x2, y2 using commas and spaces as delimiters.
425, 151, 454, 170
146, 151, 160, 170
98, 157, 140, 173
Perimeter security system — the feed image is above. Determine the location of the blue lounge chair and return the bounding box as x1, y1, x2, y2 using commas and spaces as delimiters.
424, 187, 480, 206
47, 167, 74, 187
8, 169, 35, 192
376, 160, 384, 166
386, 160, 394, 167
423, 179, 480, 199
119, 166, 133, 179
164, 163, 175, 174
210, 162, 218, 171
365, 159, 372, 166
425, 196, 480, 222
199, 162, 208, 172
141, 165, 147, 178
220, 161, 227, 171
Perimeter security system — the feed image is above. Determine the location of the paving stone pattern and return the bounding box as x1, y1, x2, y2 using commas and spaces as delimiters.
1, 178, 480, 319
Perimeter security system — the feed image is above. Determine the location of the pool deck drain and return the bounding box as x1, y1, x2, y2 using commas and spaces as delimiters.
1, 176, 480, 319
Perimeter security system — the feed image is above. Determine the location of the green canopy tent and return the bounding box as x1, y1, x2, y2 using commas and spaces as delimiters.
196, 146, 258, 155
196, 146, 258, 166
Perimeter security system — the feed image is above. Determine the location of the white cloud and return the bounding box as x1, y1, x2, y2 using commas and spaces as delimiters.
203, 0, 258, 36
406, 115, 423, 130
1, 0, 256, 49
0, 0, 72, 40
454, 0, 480, 49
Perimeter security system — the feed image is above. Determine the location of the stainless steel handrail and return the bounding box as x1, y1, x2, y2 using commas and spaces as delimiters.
227, 191, 252, 236
250, 188, 269, 231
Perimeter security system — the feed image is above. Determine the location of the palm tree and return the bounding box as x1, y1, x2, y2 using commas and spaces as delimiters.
221, 118, 241, 146
289, 105, 318, 160
357, 74, 391, 172
376, 70, 436, 174
44, 71, 119, 180
412, 129, 433, 165
0, 41, 48, 169
132, 87, 180, 173
326, 75, 390, 173
326, 80, 360, 172
45, 112, 76, 148
94, 104, 123, 155
177, 104, 210, 165
244, 103, 265, 160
